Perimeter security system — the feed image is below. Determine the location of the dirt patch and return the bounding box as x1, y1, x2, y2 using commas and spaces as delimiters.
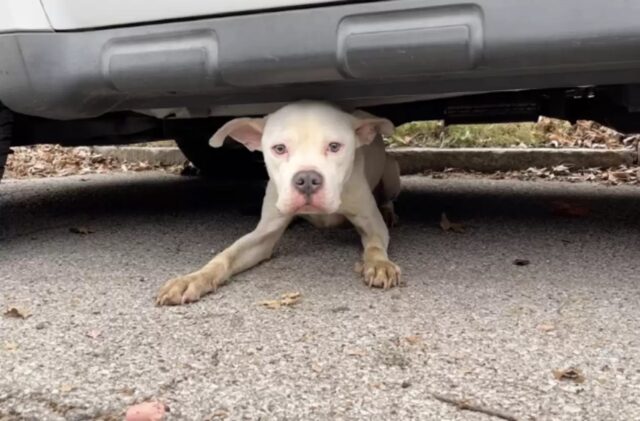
423, 165, 640, 186
5, 145, 184, 179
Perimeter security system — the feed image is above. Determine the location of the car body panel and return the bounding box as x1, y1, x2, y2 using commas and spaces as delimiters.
1, 0, 640, 120
0, 0, 51, 33
40, 0, 348, 30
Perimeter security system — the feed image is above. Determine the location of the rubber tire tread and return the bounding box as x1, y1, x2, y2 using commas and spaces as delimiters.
175, 135, 267, 179
0, 105, 13, 182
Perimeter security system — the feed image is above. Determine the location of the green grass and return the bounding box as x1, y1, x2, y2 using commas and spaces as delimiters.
388, 121, 548, 148
130, 140, 176, 147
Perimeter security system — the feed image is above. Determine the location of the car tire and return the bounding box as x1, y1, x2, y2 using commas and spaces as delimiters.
0, 105, 13, 182
175, 134, 267, 179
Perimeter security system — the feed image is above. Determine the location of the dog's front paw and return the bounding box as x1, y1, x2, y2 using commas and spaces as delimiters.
359, 259, 401, 289
156, 274, 208, 306
156, 267, 226, 306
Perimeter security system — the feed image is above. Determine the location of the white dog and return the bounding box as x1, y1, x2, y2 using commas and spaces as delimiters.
157, 101, 401, 306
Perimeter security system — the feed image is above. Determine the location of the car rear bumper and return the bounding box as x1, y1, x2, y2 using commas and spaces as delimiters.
2, 0, 640, 119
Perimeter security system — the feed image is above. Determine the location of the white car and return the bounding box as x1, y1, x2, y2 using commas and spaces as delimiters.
2, 0, 640, 180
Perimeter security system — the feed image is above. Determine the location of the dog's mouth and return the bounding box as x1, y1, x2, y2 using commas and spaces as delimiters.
284, 193, 331, 214
278, 185, 341, 215
295, 204, 324, 214
292, 196, 325, 214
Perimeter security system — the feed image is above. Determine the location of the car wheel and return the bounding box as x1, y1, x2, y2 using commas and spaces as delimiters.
0, 105, 13, 182
175, 133, 267, 179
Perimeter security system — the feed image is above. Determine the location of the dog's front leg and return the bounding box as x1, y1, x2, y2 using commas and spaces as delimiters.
157, 183, 292, 306
345, 190, 401, 289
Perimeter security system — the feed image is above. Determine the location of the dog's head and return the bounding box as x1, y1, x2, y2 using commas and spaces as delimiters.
210, 101, 394, 215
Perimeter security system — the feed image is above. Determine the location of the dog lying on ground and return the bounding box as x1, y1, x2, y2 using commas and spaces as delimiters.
157, 101, 401, 306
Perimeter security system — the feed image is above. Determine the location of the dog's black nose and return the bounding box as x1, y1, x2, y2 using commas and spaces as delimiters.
292, 170, 323, 196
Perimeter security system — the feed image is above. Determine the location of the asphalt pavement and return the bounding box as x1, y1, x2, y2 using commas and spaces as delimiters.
1, 172, 639, 421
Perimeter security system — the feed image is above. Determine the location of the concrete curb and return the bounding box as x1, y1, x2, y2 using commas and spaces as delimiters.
92, 146, 188, 167
92, 146, 638, 175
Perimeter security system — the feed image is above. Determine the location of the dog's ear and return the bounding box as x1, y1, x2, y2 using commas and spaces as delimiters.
352, 110, 395, 146
209, 117, 266, 151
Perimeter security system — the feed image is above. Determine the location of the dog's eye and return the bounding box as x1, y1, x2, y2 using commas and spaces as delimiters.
328, 142, 342, 153
272, 144, 287, 155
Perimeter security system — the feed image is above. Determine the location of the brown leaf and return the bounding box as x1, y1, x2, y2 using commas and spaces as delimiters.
280, 292, 302, 306
610, 170, 631, 181
405, 335, 423, 345
258, 300, 282, 310
345, 348, 367, 357
258, 292, 302, 309
3, 341, 18, 351
537, 323, 556, 332
209, 409, 229, 420
310, 362, 323, 373
118, 387, 136, 396
440, 213, 465, 233
69, 227, 94, 235
552, 164, 571, 175
3, 307, 32, 319
60, 384, 76, 393
553, 367, 585, 383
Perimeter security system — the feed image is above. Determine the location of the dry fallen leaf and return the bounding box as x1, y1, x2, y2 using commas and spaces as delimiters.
209, 409, 229, 420
552, 164, 571, 175
281, 292, 301, 306
258, 292, 302, 309
125, 401, 168, 421
537, 323, 556, 332
3, 307, 32, 319
553, 368, 585, 383
118, 387, 136, 396
69, 227, 94, 235
310, 362, 323, 373
3, 342, 18, 351
609, 170, 632, 181
60, 384, 75, 393
259, 300, 282, 310
405, 335, 423, 345
345, 348, 367, 357
440, 213, 465, 233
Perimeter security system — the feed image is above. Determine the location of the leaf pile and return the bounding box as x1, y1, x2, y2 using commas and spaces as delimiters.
5, 145, 184, 179
539, 117, 638, 149
425, 165, 640, 185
